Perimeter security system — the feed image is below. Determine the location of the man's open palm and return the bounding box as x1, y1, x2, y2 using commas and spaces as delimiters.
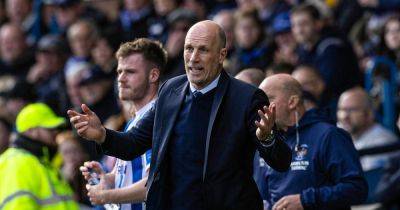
255, 104, 276, 141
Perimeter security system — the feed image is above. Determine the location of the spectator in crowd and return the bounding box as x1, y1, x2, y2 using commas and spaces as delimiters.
380, 15, 400, 68
88, 0, 120, 23
337, 87, 398, 171
162, 9, 197, 81
213, 9, 235, 59
117, 0, 154, 42
64, 61, 91, 110
65, 19, 98, 73
330, 0, 363, 35
0, 23, 34, 78
291, 65, 336, 116
51, 0, 107, 35
234, 68, 265, 87
258, 74, 368, 210
56, 130, 90, 206
301, 90, 319, 111
229, 8, 275, 75
0, 103, 79, 209
27, 34, 69, 116
80, 38, 164, 209
91, 32, 118, 77
265, 62, 294, 77
0, 78, 37, 124
272, 12, 298, 65
291, 65, 326, 104
0, 117, 11, 154
182, 0, 207, 20
78, 66, 120, 123
68, 20, 291, 210
253, 0, 291, 35
148, 0, 178, 43
291, 4, 362, 100
5, 0, 40, 43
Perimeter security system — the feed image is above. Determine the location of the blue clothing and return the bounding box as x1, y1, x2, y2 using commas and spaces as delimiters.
114, 101, 154, 210
262, 109, 368, 209
168, 88, 215, 210
296, 35, 362, 99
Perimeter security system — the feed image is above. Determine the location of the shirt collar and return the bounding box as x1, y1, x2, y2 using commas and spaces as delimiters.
135, 99, 156, 118
189, 74, 220, 94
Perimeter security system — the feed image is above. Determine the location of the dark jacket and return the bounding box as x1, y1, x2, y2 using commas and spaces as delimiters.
263, 109, 368, 210
297, 35, 362, 99
99, 71, 292, 210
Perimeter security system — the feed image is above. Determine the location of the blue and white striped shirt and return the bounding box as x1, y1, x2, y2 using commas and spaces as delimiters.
114, 100, 155, 210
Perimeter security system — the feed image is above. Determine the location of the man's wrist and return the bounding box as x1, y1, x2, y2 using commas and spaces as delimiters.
98, 127, 107, 144
259, 130, 275, 146
261, 130, 274, 142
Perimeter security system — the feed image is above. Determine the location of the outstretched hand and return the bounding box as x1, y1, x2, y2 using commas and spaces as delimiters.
67, 104, 106, 144
255, 103, 276, 141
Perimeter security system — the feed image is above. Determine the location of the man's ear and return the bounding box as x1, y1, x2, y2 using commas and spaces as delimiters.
149, 68, 160, 84
219, 48, 227, 64
288, 95, 300, 110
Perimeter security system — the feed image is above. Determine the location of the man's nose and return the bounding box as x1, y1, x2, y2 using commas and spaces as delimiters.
118, 72, 126, 82
189, 50, 200, 63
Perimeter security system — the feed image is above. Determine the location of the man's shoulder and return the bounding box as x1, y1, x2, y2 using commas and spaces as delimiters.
0, 148, 41, 171
159, 74, 187, 91
229, 76, 261, 95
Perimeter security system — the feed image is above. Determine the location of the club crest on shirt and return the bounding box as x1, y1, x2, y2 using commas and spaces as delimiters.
290, 144, 309, 171
295, 144, 308, 161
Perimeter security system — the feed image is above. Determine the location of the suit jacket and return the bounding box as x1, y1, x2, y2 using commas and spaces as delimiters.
100, 71, 291, 210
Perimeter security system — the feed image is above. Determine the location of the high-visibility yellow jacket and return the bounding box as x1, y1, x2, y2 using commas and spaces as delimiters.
0, 148, 79, 210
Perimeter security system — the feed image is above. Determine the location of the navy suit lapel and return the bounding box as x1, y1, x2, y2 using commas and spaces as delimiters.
202, 71, 230, 181
154, 80, 188, 173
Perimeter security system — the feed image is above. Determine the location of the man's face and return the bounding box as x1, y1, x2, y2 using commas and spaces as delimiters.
6, 0, 32, 24
291, 13, 316, 45
234, 17, 260, 49
184, 23, 225, 89
68, 24, 95, 58
337, 94, 368, 135
35, 127, 59, 147
117, 53, 150, 101
36, 50, 63, 74
385, 20, 400, 51
0, 26, 25, 63
92, 38, 114, 67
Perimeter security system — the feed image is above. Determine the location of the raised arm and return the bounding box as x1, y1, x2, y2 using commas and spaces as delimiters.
250, 89, 292, 172
68, 103, 154, 160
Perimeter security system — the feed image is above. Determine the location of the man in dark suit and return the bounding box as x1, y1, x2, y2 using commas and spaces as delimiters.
68, 20, 291, 210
